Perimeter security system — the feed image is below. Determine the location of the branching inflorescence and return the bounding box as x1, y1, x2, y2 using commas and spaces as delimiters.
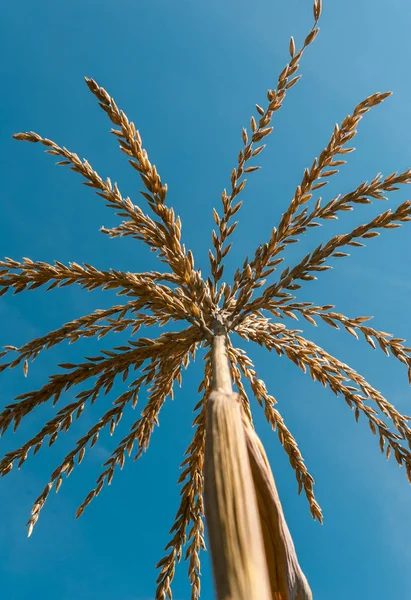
2, 0, 411, 597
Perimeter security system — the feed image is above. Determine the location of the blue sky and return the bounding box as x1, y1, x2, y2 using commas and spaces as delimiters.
1, 0, 411, 598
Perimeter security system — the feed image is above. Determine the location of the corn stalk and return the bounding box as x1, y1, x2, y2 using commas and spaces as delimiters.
204, 315, 312, 600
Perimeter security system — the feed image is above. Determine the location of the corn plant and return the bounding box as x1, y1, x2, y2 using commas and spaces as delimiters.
2, 0, 411, 598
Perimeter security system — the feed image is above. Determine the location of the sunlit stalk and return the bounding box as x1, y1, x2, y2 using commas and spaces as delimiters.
204, 318, 271, 600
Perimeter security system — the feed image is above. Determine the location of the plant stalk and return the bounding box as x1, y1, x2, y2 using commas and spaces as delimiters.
204, 325, 272, 600
204, 319, 312, 599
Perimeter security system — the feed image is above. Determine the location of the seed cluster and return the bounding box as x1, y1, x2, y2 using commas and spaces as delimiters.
2, 0, 411, 597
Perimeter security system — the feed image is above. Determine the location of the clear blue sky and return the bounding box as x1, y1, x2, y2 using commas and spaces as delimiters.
1, 1, 411, 599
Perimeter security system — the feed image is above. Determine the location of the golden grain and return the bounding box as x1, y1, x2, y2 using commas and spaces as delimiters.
2, 0, 411, 598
